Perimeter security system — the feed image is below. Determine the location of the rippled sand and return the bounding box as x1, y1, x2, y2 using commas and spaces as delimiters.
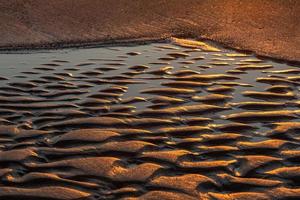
0, 38, 300, 199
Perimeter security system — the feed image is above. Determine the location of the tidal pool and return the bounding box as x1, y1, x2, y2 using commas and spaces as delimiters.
0, 38, 299, 200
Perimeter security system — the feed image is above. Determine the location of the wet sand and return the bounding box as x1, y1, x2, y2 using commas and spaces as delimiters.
0, 38, 300, 199
0, 0, 299, 62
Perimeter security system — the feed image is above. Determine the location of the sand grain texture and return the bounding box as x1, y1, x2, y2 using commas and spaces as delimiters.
0, 0, 299, 61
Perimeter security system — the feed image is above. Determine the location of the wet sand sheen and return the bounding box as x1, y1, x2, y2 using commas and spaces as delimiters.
0, 38, 300, 199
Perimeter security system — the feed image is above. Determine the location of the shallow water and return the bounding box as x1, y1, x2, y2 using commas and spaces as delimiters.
0, 39, 300, 199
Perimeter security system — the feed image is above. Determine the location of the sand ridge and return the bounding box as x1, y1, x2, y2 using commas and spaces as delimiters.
0, 0, 299, 62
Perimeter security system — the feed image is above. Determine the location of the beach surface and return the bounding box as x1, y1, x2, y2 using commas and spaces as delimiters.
0, 0, 299, 62
0, 38, 300, 199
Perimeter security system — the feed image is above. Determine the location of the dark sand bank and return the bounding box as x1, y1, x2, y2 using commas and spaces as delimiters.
0, 0, 299, 61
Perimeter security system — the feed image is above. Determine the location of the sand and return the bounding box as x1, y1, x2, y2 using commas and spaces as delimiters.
0, 0, 299, 62
1, 39, 300, 199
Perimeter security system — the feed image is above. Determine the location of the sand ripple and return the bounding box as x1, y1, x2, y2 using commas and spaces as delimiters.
0, 39, 299, 199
